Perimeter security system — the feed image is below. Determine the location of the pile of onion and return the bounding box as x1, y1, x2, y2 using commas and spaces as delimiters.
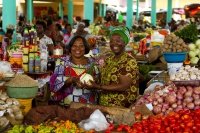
134, 84, 200, 115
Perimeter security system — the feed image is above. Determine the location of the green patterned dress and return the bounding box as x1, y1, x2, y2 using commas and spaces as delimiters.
99, 52, 139, 107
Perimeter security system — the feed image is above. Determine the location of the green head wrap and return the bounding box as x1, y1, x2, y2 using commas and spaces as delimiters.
110, 26, 130, 45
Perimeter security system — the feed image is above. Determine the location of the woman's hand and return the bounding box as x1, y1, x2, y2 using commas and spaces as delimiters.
83, 80, 100, 90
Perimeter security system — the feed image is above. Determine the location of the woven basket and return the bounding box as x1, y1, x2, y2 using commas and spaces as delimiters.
17, 98, 33, 115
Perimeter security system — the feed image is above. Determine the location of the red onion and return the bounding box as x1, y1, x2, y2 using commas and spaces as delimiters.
183, 102, 187, 107
186, 86, 193, 91
163, 93, 167, 97
194, 106, 200, 110
168, 107, 173, 111
193, 94, 200, 100
165, 94, 176, 104
187, 103, 195, 110
163, 103, 169, 108
184, 96, 193, 103
162, 107, 166, 113
157, 98, 163, 103
179, 86, 187, 94
184, 91, 193, 97
177, 100, 182, 105
168, 87, 175, 91
177, 93, 183, 100
153, 101, 158, 106
194, 87, 200, 95
172, 103, 178, 109
154, 93, 160, 99
177, 105, 183, 109
153, 105, 162, 114
194, 99, 200, 106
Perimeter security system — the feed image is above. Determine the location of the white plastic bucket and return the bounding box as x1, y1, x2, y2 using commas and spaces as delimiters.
167, 63, 183, 76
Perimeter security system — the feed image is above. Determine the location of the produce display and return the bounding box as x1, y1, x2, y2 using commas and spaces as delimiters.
0, 91, 24, 130
175, 23, 199, 43
188, 39, 200, 64
8, 120, 94, 133
134, 82, 200, 115
105, 109, 200, 133
170, 65, 200, 81
162, 33, 188, 53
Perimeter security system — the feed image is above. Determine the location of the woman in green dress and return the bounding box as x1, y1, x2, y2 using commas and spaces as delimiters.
85, 27, 139, 108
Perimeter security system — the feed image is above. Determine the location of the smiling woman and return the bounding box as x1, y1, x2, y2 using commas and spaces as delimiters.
49, 35, 99, 106
83, 27, 139, 108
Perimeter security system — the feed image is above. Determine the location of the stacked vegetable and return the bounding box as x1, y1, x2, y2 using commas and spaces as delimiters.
134, 82, 200, 115
8, 120, 94, 133
162, 33, 188, 53
105, 109, 200, 133
0, 91, 24, 130
188, 39, 200, 64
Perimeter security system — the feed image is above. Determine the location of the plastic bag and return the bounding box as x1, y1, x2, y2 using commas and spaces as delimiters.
78, 109, 109, 131
0, 61, 12, 73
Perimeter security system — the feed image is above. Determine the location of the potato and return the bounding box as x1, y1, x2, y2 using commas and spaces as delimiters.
173, 47, 177, 52
164, 44, 169, 49
167, 41, 172, 45
172, 36, 179, 42
165, 36, 172, 41
176, 45, 181, 49
177, 39, 184, 45
177, 49, 182, 52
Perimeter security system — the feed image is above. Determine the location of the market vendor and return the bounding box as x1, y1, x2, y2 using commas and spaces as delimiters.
35, 20, 54, 55
49, 35, 99, 106
84, 26, 139, 108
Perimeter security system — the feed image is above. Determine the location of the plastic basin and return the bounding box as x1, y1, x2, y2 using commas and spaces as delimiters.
163, 52, 187, 63
6, 86, 38, 99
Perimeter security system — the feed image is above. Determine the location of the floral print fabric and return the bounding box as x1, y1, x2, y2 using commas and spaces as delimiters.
99, 52, 139, 107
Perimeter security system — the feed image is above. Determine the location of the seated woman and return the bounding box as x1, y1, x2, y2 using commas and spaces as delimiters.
50, 35, 99, 106
85, 27, 139, 108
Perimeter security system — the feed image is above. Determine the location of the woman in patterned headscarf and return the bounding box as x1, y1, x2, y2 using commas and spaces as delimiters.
84, 26, 139, 108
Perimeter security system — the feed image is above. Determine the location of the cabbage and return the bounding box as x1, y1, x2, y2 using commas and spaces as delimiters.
188, 43, 196, 51
196, 39, 200, 45
191, 57, 199, 65
195, 49, 200, 55
189, 51, 196, 58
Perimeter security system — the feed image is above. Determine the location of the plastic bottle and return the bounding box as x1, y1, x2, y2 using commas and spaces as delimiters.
35, 56, 41, 73
23, 28, 30, 46
29, 57, 34, 73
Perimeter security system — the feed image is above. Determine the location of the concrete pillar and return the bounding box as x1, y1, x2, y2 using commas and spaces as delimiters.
126, 0, 133, 29
68, 0, 73, 25
59, 0, 64, 19
167, 0, 173, 24
2, 0, 16, 32
99, 0, 103, 17
151, 0, 157, 26
136, 0, 139, 21
26, 0, 33, 24
84, 0, 94, 23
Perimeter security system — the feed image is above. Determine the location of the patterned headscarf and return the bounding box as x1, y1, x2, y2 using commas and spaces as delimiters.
110, 26, 130, 44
